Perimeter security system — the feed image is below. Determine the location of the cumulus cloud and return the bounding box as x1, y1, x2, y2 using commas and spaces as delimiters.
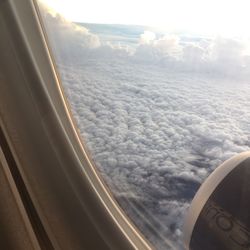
139, 31, 156, 44
40, 3, 250, 77
39, 5, 250, 249
211, 37, 245, 62
135, 34, 182, 64
39, 3, 100, 62
182, 43, 206, 63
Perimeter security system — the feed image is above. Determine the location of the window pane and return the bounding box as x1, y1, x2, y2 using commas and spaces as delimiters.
37, 1, 250, 249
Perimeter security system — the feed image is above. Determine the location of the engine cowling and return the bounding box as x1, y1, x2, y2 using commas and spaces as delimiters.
183, 152, 250, 250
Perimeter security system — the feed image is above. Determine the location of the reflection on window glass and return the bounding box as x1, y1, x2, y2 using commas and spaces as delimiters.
38, 1, 250, 249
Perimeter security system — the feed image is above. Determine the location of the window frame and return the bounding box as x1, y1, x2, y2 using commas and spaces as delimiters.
0, 0, 152, 249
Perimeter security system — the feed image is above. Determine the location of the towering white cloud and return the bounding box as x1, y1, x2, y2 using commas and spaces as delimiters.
40, 3, 250, 77
139, 31, 156, 44
39, 3, 100, 63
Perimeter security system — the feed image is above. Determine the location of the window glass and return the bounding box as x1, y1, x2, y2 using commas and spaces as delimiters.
38, 1, 250, 249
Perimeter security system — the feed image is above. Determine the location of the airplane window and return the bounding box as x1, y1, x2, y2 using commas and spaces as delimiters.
37, 0, 250, 249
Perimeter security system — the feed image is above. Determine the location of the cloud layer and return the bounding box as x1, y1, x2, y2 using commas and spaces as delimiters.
40, 3, 250, 79
39, 5, 250, 249
58, 62, 250, 248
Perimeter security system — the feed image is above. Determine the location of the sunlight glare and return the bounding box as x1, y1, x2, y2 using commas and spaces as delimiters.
40, 0, 250, 37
